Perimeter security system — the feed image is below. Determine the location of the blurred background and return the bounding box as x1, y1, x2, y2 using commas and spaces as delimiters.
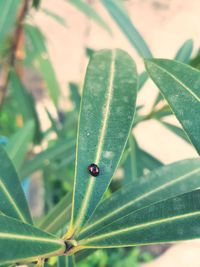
1, 0, 200, 266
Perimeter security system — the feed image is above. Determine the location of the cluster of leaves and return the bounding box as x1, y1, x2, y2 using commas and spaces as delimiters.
0, 0, 200, 266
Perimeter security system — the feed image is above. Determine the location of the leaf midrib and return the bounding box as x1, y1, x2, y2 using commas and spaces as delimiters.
0, 232, 62, 244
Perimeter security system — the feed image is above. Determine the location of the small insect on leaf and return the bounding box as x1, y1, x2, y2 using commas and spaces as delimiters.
88, 163, 100, 177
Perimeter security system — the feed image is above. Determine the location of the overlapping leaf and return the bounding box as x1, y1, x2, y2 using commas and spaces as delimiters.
0, 215, 65, 265
0, 146, 32, 224
78, 158, 200, 240
77, 190, 200, 248
68, 49, 137, 236
145, 59, 200, 154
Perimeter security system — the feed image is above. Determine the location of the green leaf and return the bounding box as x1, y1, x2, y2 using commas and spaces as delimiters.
145, 59, 200, 154
122, 136, 138, 183
68, 0, 111, 34
0, 215, 65, 265
122, 137, 163, 184
8, 71, 36, 123
20, 138, 75, 178
77, 190, 200, 248
160, 120, 190, 143
68, 49, 137, 236
8, 71, 41, 143
138, 71, 148, 91
0, 146, 32, 224
32, 0, 41, 9
137, 148, 163, 174
175, 39, 193, 63
58, 256, 75, 267
5, 121, 34, 171
102, 0, 152, 58
45, 108, 60, 136
152, 40, 193, 108
25, 24, 60, 106
0, 0, 21, 44
42, 8, 67, 27
69, 83, 81, 112
39, 194, 71, 235
78, 158, 200, 241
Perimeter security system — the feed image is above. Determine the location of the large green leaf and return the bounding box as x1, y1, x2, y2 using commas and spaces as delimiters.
102, 0, 152, 58
78, 158, 200, 240
77, 190, 200, 248
5, 121, 34, 171
25, 24, 60, 106
0, 215, 65, 265
68, 0, 111, 34
145, 59, 200, 154
0, 0, 21, 44
68, 49, 137, 236
0, 146, 32, 224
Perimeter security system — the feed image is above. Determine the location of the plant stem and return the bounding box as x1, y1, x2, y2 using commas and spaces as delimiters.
0, 0, 29, 108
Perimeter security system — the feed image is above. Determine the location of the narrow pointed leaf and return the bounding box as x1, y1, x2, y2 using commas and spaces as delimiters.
78, 190, 200, 248
20, 138, 75, 178
68, 0, 111, 34
39, 194, 71, 234
58, 256, 75, 267
145, 59, 200, 154
5, 121, 34, 171
123, 136, 138, 183
122, 137, 163, 184
69, 49, 137, 235
78, 158, 200, 240
0, 146, 32, 224
175, 39, 193, 63
102, 0, 152, 58
0, 0, 21, 44
25, 24, 60, 106
8, 71, 38, 123
0, 215, 65, 265
160, 120, 190, 143
138, 71, 148, 91
42, 8, 67, 27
